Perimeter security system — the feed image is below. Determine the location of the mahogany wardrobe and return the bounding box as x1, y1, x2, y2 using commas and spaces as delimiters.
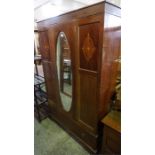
37, 1, 121, 153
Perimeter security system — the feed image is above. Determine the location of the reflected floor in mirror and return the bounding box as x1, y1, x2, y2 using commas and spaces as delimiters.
63, 82, 72, 96
60, 92, 72, 111
34, 118, 89, 155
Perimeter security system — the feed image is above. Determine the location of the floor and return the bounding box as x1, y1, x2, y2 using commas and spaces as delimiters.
34, 118, 89, 155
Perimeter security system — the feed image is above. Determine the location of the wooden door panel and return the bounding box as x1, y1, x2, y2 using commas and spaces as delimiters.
76, 16, 102, 132
42, 61, 59, 106
39, 31, 50, 60
78, 70, 97, 132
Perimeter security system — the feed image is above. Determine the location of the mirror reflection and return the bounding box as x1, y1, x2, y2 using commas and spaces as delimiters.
56, 32, 72, 111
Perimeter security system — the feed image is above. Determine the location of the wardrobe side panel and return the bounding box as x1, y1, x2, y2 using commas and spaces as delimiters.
99, 10, 121, 118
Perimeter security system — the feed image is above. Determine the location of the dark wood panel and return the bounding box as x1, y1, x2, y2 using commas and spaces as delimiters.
38, 31, 50, 60
78, 71, 97, 132
79, 22, 99, 71
47, 25, 59, 63
79, 68, 97, 75
42, 61, 59, 107
99, 12, 121, 119
102, 125, 121, 154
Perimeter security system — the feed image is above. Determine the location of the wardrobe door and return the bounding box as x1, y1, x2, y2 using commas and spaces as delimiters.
47, 22, 76, 115
76, 15, 103, 133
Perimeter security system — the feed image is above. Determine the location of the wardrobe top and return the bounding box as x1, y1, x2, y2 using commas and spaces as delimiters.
37, 1, 121, 25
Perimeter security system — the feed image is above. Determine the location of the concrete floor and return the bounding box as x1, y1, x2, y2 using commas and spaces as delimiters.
34, 118, 89, 155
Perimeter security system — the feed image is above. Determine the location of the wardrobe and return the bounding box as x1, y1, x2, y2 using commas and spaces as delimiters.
37, 1, 121, 153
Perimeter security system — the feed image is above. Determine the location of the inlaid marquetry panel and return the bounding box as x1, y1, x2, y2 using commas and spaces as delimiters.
39, 31, 50, 60
79, 22, 99, 71
82, 33, 96, 62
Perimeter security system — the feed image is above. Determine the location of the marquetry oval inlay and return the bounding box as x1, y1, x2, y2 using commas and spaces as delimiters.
82, 33, 96, 62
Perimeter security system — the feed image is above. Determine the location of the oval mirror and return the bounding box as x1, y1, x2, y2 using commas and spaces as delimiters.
56, 32, 72, 112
